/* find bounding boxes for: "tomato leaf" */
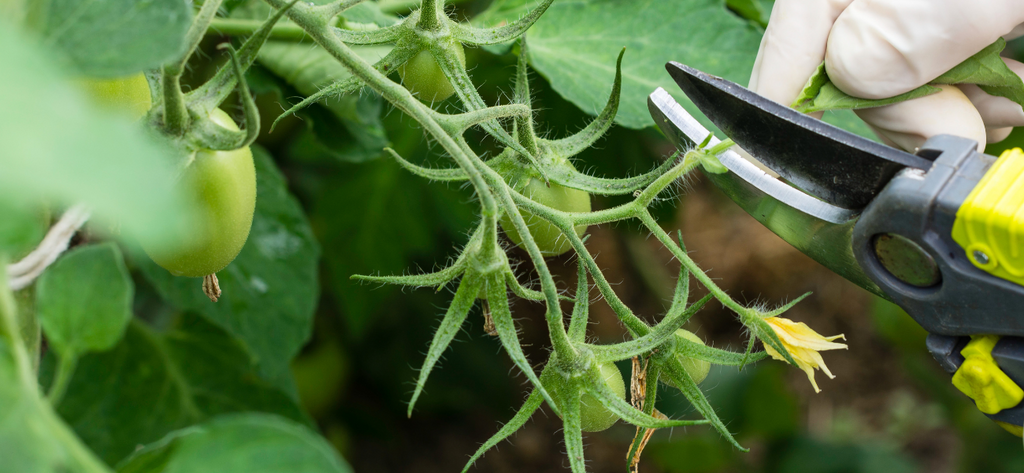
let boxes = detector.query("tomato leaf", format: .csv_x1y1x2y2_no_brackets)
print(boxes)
52,314,308,466
0,338,112,473
136,146,320,390
478,0,763,130
34,0,192,77
256,42,390,163
35,243,133,358
115,413,352,473
793,39,1024,114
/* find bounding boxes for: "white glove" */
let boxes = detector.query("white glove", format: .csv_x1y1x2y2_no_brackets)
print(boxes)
748,0,1024,152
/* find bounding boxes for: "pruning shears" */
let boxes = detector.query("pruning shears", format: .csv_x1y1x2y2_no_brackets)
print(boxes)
649,62,1024,433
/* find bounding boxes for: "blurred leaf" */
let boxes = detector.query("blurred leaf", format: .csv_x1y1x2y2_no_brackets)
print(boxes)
0,200,47,258
136,146,320,390
0,21,185,245
36,243,133,357
35,0,191,77
770,436,917,473
313,158,475,338
645,433,733,473
476,0,762,130
726,0,768,27
257,42,390,162
0,340,112,473
55,313,308,466
116,413,352,473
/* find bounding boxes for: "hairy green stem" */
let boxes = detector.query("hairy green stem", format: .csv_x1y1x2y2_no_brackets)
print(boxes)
416,0,446,31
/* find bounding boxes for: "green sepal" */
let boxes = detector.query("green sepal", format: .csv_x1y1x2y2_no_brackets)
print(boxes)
589,294,711,363
187,0,299,115
331,18,405,45
559,386,587,473
451,0,554,46
460,387,543,473
567,259,590,343
659,360,746,451
485,273,561,417
384,148,469,182
268,41,419,132
406,275,482,417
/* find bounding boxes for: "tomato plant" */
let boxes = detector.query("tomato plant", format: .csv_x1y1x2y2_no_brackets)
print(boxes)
142,108,256,278
0,0,883,472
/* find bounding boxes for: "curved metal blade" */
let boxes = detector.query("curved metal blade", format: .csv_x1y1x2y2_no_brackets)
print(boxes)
648,88,885,298
666,62,934,209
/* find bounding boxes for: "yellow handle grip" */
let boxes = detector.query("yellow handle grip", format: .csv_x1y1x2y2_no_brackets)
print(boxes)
952,148,1024,285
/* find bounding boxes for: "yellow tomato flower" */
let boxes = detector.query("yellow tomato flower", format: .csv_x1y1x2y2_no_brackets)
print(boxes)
762,316,847,393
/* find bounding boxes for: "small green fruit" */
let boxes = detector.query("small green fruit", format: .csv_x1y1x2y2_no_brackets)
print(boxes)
398,43,466,102
499,171,591,257
667,329,711,385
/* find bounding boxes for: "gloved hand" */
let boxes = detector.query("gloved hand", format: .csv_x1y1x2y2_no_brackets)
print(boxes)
748,0,1024,152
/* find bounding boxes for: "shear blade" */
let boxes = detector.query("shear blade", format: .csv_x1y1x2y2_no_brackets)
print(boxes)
648,88,885,298
665,62,933,209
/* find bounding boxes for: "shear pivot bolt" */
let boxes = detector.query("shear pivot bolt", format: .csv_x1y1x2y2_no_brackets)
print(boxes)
972,250,990,265
872,233,941,288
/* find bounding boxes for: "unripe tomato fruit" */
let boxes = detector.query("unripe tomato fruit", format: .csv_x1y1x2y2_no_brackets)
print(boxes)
78,73,152,121
142,109,256,277
499,173,591,257
542,361,625,432
664,329,711,385
398,43,465,102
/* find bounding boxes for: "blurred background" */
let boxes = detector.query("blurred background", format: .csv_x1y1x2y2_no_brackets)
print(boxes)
188,1,1024,471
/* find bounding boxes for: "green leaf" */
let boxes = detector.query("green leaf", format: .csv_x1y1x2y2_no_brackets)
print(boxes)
934,38,1024,108
136,146,320,389
726,0,768,27
0,21,185,245
315,159,475,338
36,243,133,357
518,0,763,129
54,314,308,466
116,413,350,473
793,81,940,114
0,339,112,473
793,39,1024,114
36,0,191,77
257,41,390,163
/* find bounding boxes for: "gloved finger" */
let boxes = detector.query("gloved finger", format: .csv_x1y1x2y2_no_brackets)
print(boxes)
748,0,853,106
825,0,1024,99
986,127,1014,144
855,85,987,153
958,58,1024,130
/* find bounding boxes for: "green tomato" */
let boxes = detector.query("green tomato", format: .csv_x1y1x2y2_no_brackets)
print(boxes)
499,174,591,257
665,329,711,385
578,361,626,431
143,109,256,277
398,43,465,102
78,73,152,120
543,361,625,432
